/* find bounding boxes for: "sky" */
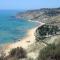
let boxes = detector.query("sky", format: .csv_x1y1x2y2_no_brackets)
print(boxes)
0,0,60,10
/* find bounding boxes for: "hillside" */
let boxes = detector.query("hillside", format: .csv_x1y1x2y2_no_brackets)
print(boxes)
16,8,60,25
0,8,60,60
16,8,60,60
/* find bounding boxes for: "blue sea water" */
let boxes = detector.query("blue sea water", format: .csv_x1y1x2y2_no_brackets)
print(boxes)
0,10,38,45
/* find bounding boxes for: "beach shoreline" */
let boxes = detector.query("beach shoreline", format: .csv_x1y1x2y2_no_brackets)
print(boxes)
4,27,37,55
1,20,45,55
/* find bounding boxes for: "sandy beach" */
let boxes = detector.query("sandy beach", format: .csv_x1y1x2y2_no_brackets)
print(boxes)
3,20,45,55
4,27,36,55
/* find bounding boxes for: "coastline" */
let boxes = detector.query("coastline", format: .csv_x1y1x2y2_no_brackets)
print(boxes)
2,20,45,55
4,27,37,55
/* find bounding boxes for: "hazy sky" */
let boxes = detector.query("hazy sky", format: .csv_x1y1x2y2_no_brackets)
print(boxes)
0,0,60,10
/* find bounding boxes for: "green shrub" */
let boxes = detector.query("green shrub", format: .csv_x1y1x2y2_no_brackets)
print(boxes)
35,24,59,41
0,56,4,60
9,47,27,59
0,51,6,60
38,43,60,60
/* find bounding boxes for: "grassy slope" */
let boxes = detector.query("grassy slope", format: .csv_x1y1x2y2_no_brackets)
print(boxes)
26,35,60,60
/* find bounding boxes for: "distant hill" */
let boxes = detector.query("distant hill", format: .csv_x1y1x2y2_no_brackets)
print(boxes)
16,7,60,26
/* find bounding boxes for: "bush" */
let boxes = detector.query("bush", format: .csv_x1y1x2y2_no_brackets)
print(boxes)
0,56,4,60
9,47,27,59
0,56,7,60
0,51,6,60
38,43,60,60
35,24,59,41
0,47,27,60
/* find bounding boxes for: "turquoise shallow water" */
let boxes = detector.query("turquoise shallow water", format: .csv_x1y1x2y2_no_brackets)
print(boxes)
0,10,38,44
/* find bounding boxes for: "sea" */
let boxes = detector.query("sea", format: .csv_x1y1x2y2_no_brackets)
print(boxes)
0,10,38,45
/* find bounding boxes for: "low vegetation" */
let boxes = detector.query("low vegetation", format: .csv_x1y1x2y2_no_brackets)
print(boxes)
38,43,60,60
9,47,27,58
0,47,27,60
35,24,59,40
